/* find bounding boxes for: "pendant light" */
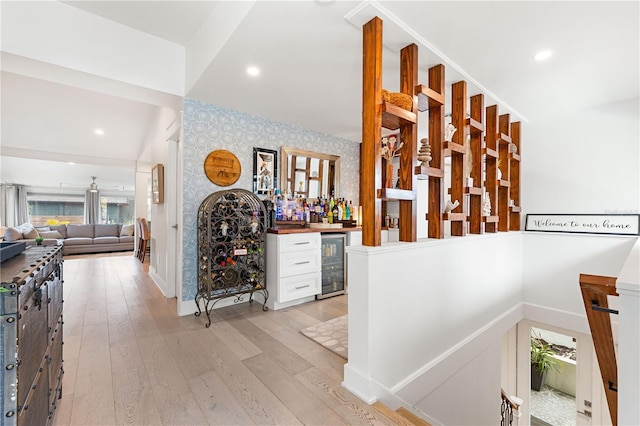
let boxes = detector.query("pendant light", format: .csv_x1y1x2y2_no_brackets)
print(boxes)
89,176,98,193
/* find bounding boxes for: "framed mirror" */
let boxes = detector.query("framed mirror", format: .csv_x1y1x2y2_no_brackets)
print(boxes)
280,147,340,199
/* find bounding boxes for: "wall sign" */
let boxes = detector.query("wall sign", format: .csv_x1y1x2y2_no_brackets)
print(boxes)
525,214,640,236
204,149,241,186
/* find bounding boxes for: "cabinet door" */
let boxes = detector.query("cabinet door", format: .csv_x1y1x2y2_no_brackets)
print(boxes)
17,356,49,426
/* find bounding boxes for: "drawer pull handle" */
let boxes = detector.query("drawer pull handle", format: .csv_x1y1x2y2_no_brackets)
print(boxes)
294,242,310,245
295,285,310,290
294,261,310,265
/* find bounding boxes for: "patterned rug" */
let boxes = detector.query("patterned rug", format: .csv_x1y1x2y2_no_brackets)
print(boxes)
300,315,348,360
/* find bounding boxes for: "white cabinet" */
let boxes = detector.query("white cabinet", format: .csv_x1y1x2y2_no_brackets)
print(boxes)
266,233,321,310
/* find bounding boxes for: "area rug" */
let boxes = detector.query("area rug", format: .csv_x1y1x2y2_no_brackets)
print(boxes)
300,315,348,360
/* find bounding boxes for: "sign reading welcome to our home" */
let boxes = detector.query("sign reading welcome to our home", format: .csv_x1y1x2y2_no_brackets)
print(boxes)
525,214,640,236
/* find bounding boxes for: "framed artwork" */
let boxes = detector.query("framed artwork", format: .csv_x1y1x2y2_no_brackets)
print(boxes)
151,164,164,204
253,147,278,195
525,214,640,236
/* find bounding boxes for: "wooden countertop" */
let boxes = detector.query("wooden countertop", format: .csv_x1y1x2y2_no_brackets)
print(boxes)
267,226,362,235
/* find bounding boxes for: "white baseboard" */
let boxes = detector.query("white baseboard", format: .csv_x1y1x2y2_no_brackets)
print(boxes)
148,267,167,297
342,364,378,404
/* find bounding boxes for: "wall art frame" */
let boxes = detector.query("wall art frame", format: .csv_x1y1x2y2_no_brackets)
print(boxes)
525,214,640,236
253,147,278,195
151,163,164,204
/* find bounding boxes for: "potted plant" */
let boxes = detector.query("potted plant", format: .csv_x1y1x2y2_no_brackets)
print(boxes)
531,335,559,391
35,236,44,246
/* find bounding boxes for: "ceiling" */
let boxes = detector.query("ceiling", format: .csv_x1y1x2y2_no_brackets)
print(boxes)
1,1,638,194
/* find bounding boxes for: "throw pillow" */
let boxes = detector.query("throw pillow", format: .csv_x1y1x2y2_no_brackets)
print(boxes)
4,227,23,241
39,230,64,239
22,227,39,239
35,226,51,232
120,224,135,236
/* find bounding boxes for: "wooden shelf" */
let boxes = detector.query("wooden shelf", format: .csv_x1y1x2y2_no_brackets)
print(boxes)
509,206,521,213
444,141,465,155
465,186,483,196
483,215,499,223
377,188,416,201
484,147,498,158
443,212,466,221
499,179,510,187
466,117,483,134
510,153,521,161
415,84,445,111
381,101,416,130
414,165,444,178
498,133,512,144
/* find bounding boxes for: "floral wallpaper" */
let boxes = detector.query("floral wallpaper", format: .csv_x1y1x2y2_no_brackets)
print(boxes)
181,98,360,302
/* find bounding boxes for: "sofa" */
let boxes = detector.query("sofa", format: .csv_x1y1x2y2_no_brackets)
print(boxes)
2,223,135,255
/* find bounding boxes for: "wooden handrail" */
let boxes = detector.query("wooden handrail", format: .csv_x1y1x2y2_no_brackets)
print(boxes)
579,273,618,426
501,388,520,410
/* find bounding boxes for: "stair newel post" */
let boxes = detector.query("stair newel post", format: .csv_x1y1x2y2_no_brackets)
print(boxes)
468,94,485,234
427,65,445,239
361,16,383,246
399,43,418,242
484,105,499,233
449,81,467,236
498,114,511,232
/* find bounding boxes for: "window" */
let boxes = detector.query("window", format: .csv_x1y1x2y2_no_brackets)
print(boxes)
27,193,135,226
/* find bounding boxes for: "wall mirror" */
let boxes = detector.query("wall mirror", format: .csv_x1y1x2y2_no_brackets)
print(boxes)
280,147,340,199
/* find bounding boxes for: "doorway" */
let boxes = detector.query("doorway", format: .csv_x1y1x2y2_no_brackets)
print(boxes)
530,326,577,425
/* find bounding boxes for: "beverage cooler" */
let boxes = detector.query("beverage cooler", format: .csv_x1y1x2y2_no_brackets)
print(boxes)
318,233,346,299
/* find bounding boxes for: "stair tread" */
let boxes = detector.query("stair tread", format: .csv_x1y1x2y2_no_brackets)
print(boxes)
396,407,432,426
373,402,432,426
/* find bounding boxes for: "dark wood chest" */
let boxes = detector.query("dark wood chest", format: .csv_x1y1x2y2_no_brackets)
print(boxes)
1,244,64,425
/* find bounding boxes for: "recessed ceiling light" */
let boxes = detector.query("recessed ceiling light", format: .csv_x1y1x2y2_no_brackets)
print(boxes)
94,128,105,135
534,50,553,61
246,66,260,77
68,162,76,166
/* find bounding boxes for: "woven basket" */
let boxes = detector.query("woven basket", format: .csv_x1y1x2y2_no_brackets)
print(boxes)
381,89,391,103
389,92,413,111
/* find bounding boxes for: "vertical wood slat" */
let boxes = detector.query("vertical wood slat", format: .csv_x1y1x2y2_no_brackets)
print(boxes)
498,114,511,232
509,121,521,230
450,81,467,236
399,44,418,242
579,274,618,426
361,17,383,247
427,65,445,239
484,105,498,233
468,94,484,234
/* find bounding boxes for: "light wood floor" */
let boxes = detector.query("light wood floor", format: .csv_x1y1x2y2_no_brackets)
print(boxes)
52,252,393,425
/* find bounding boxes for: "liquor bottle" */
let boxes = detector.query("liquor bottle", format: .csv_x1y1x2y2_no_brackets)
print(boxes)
345,200,351,220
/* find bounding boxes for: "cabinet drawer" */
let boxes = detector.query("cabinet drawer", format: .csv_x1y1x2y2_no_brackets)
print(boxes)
279,233,321,253
278,272,321,303
279,250,321,278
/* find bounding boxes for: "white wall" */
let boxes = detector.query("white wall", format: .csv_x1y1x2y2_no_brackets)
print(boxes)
344,233,523,425
143,107,180,297
522,98,639,216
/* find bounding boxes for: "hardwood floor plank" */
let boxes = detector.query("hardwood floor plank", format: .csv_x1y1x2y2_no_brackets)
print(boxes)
218,306,314,376
295,367,396,426
244,353,348,425
110,338,163,425
136,334,208,424
188,327,302,425
54,254,395,426
247,309,346,382
188,370,255,425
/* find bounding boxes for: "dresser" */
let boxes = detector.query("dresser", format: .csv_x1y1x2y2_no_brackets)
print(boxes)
266,232,322,310
1,244,64,425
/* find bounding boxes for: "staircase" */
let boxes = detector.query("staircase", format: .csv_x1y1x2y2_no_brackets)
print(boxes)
373,402,432,426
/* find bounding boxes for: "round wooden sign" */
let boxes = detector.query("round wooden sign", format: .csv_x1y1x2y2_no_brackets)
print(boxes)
204,149,241,186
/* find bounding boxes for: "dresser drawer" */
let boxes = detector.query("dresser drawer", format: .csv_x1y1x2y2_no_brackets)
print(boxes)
279,250,321,278
278,272,321,303
279,233,321,253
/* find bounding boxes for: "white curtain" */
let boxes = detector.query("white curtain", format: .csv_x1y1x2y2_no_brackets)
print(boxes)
0,184,30,227
84,190,101,224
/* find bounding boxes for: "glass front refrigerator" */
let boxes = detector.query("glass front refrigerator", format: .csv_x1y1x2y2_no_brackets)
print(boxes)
318,233,346,299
